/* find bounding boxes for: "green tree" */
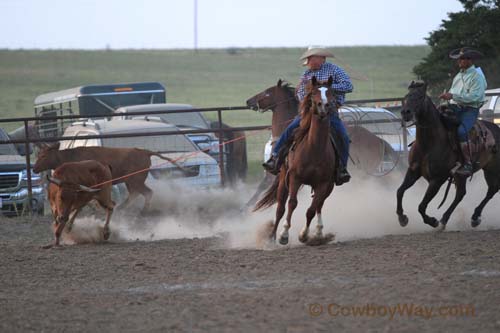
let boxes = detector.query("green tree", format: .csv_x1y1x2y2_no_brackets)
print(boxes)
413,0,500,94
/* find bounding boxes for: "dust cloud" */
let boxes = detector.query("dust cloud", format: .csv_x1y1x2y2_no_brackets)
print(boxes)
61,171,500,249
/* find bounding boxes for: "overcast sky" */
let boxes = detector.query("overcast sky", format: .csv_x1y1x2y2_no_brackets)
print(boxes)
0,0,464,49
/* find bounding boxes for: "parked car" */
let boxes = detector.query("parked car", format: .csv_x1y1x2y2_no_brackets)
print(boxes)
0,128,44,216
480,88,500,125
114,103,221,157
263,106,415,175
114,103,248,183
58,118,221,203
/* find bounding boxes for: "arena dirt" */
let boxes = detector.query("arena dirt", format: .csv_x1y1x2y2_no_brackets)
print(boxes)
1,174,500,332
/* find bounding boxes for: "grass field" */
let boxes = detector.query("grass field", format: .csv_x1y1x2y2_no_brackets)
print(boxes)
0,46,429,180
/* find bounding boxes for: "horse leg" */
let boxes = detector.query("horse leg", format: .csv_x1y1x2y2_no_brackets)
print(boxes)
396,168,421,226
279,178,300,245
65,207,82,232
439,177,467,230
314,183,334,239
471,172,499,227
418,178,447,228
271,175,289,242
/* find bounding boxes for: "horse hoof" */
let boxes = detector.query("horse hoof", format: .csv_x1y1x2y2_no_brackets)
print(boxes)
298,234,308,244
437,222,446,232
279,236,289,245
425,217,439,228
471,217,481,228
103,229,111,241
398,214,409,227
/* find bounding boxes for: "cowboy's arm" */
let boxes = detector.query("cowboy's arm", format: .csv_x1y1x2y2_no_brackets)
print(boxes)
452,74,486,105
331,67,353,93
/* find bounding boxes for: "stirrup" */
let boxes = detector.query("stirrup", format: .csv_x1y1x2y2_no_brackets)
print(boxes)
262,156,280,175
335,169,351,186
455,163,472,176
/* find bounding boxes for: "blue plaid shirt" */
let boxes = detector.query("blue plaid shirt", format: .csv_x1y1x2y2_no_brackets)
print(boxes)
296,62,353,105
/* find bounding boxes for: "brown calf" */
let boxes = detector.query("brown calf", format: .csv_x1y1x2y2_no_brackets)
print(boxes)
34,143,187,213
44,160,114,248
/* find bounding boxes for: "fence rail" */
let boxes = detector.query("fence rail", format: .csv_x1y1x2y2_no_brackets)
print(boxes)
1,92,499,216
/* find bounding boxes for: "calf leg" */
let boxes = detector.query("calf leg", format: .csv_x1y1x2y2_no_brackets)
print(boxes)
43,215,68,249
128,182,153,214
97,193,115,240
66,208,82,232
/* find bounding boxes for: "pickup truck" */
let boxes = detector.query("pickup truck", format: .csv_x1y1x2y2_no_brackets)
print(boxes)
0,128,44,216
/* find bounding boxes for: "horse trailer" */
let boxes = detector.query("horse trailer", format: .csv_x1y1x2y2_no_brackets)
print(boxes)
34,82,166,139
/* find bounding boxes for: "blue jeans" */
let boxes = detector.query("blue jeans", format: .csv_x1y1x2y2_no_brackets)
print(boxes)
450,105,479,142
272,113,350,167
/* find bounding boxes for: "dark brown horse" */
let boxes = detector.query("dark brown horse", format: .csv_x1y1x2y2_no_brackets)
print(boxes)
254,77,337,245
397,81,500,229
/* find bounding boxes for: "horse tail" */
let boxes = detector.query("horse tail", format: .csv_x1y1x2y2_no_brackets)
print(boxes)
253,174,281,211
437,176,453,209
147,151,191,175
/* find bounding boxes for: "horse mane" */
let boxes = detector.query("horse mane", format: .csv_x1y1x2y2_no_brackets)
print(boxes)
279,81,299,107
292,91,313,144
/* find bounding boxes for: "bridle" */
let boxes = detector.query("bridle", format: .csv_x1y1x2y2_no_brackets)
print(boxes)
402,89,436,129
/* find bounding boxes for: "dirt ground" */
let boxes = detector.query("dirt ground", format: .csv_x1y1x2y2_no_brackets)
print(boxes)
1,177,500,333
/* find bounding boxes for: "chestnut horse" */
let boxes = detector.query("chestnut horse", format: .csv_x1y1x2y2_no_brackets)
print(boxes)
397,81,500,229
254,77,337,245
244,79,390,210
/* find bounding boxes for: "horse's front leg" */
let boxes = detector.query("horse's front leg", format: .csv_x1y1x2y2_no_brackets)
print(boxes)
439,176,467,230
418,178,447,228
396,168,421,226
300,182,334,243
279,178,300,245
271,174,289,242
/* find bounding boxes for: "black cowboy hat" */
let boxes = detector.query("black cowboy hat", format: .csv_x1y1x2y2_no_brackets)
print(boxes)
449,47,483,60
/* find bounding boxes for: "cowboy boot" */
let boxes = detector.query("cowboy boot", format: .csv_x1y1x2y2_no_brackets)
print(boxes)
263,139,293,175
331,134,351,185
262,155,280,175
456,142,473,176
335,167,351,186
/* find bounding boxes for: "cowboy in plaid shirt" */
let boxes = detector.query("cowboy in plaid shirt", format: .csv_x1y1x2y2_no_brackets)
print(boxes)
263,47,353,185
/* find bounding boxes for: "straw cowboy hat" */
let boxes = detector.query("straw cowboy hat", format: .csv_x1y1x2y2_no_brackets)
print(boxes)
300,46,335,65
449,47,483,60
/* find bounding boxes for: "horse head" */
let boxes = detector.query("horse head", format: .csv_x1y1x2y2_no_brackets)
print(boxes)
401,80,428,123
306,76,336,120
246,79,295,112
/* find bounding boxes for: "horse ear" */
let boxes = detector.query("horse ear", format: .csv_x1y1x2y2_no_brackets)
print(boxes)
408,80,415,88
277,79,283,87
311,76,318,86
328,76,333,86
